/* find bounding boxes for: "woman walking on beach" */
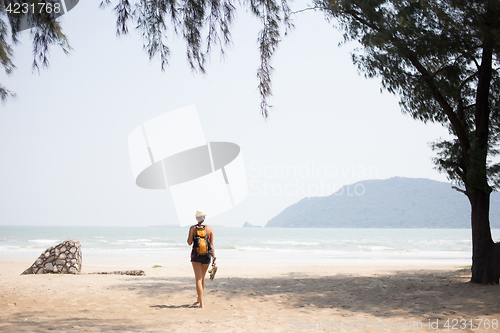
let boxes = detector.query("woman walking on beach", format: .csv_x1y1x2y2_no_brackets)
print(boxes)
187,210,216,308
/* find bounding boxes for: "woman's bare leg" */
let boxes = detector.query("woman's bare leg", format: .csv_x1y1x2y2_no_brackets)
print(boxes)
192,262,209,308
201,263,209,291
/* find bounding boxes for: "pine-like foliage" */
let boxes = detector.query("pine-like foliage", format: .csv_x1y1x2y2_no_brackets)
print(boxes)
103,0,500,189
313,0,500,192
100,0,291,117
0,0,71,102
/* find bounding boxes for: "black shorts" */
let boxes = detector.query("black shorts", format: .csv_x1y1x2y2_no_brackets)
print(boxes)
191,255,211,265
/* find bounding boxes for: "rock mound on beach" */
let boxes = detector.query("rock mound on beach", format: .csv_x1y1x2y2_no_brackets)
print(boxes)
22,239,82,275
89,270,145,276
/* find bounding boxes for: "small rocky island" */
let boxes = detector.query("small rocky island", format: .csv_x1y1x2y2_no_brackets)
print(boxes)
243,221,262,228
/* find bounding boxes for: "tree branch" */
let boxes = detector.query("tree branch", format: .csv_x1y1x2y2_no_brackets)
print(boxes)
452,186,467,194
408,55,472,164
343,7,380,32
291,6,320,15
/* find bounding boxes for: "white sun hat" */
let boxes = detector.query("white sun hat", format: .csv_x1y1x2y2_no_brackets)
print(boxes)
195,210,206,217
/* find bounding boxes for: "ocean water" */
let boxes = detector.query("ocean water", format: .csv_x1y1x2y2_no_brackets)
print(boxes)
1,226,499,266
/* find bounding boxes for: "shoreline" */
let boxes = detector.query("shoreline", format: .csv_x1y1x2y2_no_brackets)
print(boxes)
0,253,472,270
0,257,466,276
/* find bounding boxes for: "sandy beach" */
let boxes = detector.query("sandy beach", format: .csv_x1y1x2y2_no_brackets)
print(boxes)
1,258,499,333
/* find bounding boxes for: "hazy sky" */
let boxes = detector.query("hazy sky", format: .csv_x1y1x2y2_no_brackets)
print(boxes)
0,1,454,227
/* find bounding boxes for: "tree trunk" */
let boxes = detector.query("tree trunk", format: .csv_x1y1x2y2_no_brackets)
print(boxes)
467,3,498,284
468,189,499,284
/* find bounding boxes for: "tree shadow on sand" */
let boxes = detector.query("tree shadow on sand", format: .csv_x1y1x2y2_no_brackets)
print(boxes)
1,313,148,333
116,268,499,321
151,303,199,309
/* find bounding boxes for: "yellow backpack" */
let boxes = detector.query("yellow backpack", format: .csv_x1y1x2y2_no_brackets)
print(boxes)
194,225,209,255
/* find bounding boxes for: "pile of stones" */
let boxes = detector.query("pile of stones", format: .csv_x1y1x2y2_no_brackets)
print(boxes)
22,239,82,275
89,270,145,276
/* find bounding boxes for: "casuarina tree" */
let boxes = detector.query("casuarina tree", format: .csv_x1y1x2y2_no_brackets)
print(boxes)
310,0,500,284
